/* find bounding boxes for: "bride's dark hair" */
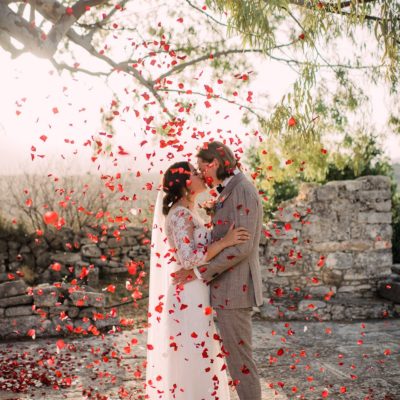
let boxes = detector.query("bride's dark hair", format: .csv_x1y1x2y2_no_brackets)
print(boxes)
162,161,191,215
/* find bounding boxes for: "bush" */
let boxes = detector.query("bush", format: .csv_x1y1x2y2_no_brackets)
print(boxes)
247,133,400,262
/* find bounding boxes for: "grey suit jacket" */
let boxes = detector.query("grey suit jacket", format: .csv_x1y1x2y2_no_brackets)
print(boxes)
199,172,264,309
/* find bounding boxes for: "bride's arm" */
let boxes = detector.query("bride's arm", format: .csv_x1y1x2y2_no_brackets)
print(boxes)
204,224,249,261
170,208,249,271
170,208,209,270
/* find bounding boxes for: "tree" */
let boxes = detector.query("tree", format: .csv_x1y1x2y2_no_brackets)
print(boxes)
1,1,399,224
1,1,398,150
0,0,271,124
208,0,400,164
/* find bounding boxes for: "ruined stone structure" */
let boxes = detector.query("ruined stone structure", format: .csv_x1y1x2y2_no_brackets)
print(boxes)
0,175,398,338
259,175,398,320
0,226,150,339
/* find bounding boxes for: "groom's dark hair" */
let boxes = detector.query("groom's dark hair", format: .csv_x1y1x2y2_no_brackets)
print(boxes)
196,141,239,180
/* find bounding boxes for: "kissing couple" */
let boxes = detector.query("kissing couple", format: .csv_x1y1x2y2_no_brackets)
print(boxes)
145,141,263,400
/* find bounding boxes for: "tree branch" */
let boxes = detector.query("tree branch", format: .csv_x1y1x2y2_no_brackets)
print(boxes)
50,58,110,76
287,0,398,23
0,3,54,57
160,88,265,121
155,42,296,83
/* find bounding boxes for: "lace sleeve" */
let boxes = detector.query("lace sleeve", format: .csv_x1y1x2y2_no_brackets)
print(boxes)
169,207,207,270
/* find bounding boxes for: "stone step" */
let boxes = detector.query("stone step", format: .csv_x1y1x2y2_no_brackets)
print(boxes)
389,273,400,282
378,280,400,304
392,264,400,275
259,295,397,321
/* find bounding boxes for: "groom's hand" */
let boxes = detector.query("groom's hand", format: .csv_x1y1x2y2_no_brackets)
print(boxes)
172,268,196,285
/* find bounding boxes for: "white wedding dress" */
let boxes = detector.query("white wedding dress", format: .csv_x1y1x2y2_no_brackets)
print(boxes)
146,202,230,400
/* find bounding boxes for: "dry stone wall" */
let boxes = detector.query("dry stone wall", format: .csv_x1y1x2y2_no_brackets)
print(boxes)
0,225,150,339
259,175,397,321
0,175,398,338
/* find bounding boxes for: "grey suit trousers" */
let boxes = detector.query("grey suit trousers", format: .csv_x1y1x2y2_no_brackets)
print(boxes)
216,308,261,400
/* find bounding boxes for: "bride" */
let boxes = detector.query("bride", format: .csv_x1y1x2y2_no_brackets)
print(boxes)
145,161,249,400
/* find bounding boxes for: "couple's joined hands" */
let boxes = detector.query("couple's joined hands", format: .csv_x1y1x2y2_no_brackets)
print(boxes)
172,224,250,286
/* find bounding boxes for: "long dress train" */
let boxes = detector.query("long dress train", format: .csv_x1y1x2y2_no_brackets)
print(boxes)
146,205,230,400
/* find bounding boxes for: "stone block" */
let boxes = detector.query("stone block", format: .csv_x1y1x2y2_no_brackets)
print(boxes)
107,237,126,248
311,240,373,253
0,280,28,299
378,281,400,304
331,304,345,320
36,252,52,270
0,308,4,317
389,273,400,282
33,285,61,307
0,294,33,308
356,175,391,190
51,316,73,334
259,302,280,320
392,264,400,275
338,285,357,293
363,224,392,241
373,241,392,250
298,300,327,312
326,252,353,270
343,271,369,281
94,316,120,329
358,212,392,224
102,266,128,274
322,268,343,286
73,318,92,332
48,305,70,318
356,284,373,291
8,241,20,250
303,221,334,242
0,315,46,338
309,285,337,297
125,237,138,246
78,307,98,318
316,185,338,201
50,252,82,265
373,200,392,212
81,244,102,258
5,305,33,317
341,180,363,192
354,250,392,270
358,190,391,201
69,291,106,307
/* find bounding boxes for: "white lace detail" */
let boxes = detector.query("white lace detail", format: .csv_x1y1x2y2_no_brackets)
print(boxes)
166,206,210,270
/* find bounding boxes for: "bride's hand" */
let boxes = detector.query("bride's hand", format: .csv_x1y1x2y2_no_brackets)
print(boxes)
172,268,196,286
222,224,250,247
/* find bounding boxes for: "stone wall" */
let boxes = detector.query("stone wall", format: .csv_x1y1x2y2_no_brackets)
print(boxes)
259,175,397,320
0,175,397,338
0,225,150,339
0,279,116,338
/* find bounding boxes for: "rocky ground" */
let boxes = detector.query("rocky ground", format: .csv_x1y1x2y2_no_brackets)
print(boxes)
0,317,399,400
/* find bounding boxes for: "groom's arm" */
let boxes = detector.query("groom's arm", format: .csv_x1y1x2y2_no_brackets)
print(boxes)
198,186,261,283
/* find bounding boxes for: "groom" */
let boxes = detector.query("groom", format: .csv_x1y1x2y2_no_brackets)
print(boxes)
173,141,263,400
